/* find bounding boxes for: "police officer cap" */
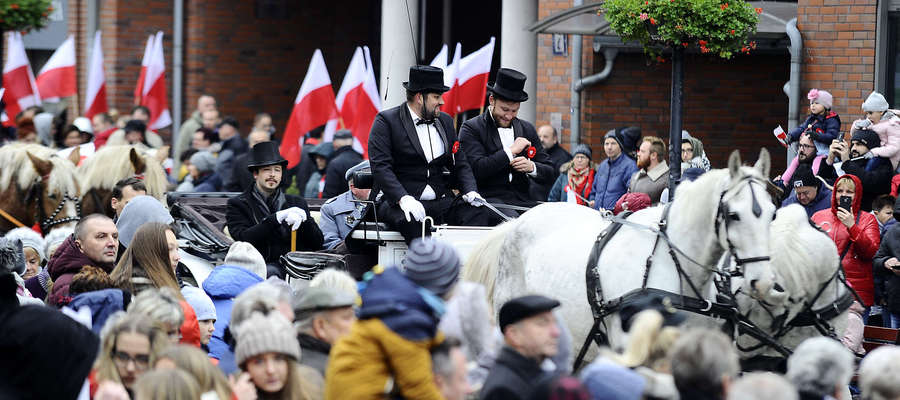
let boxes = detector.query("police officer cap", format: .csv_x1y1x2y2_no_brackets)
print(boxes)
292,286,356,319
499,295,560,333
345,160,371,181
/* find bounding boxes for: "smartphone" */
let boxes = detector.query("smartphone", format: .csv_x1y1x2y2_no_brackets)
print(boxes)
839,196,852,212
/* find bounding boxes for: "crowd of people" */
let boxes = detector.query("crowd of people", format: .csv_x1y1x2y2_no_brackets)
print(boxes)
2,62,900,400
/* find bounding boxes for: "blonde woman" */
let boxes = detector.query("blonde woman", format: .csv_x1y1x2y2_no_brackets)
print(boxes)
92,313,170,397
154,345,233,400
132,369,201,400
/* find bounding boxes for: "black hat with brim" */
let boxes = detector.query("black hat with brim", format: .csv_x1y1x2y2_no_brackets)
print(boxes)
499,295,560,333
403,65,450,93
488,68,529,102
618,293,687,332
247,141,288,171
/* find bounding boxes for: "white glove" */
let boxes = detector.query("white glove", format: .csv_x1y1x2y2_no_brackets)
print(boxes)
463,191,487,207
854,119,872,130
276,207,305,227
284,208,308,230
399,195,427,222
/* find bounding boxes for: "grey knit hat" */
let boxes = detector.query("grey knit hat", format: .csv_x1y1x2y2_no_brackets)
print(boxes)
181,286,217,321
862,92,890,113
189,151,217,173
402,238,460,297
224,241,267,280
4,227,46,263
573,144,592,159
233,312,301,366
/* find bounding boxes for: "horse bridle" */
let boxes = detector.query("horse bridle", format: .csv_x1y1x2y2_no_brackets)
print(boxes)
26,177,81,232
715,175,772,272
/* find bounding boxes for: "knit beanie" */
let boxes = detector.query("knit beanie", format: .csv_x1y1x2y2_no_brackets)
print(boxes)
181,286,217,321
789,167,820,189
604,129,623,152
224,242,267,280
116,196,173,248
43,227,73,260
573,144,592,159
862,92,890,113
189,151,217,174
4,227,46,263
851,128,881,149
807,88,833,110
617,127,641,155
233,312,301,366
402,238,460,297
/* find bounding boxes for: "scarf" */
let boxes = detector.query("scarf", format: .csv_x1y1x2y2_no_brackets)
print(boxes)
250,184,286,223
567,166,594,205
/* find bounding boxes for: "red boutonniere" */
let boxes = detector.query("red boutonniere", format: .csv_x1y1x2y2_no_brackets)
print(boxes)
526,146,537,159
452,141,460,154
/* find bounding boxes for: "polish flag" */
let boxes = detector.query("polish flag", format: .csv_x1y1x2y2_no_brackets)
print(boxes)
334,46,380,158
2,32,41,126
141,31,171,130
281,49,339,168
442,43,462,116
36,35,76,102
134,35,153,105
430,44,448,69
455,37,495,114
84,31,108,119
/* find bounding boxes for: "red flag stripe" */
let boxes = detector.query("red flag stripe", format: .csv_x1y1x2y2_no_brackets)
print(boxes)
36,65,76,99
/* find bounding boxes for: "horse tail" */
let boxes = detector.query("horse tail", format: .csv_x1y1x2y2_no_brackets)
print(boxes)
461,218,519,306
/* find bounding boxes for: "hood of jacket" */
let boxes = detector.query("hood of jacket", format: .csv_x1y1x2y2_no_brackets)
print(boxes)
359,267,441,341
201,265,263,299
47,236,110,279
69,288,129,335
831,174,864,216
116,195,174,248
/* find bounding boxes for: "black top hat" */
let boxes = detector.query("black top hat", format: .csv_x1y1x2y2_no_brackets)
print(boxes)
247,141,288,171
402,65,450,93
488,68,529,102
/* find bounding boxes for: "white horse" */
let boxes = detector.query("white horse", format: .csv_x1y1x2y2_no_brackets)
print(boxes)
733,204,850,361
463,149,784,361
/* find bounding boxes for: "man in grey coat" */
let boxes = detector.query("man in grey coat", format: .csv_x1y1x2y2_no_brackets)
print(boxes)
293,286,357,377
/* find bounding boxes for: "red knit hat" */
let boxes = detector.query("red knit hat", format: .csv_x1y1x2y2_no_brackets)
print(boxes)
613,192,651,215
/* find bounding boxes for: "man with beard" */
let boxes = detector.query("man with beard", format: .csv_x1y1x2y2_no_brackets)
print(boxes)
459,68,555,222
826,129,893,211
775,132,837,193
628,136,670,204
368,65,490,243
226,141,324,278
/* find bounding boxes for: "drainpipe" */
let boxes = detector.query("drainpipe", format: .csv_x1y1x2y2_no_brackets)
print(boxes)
785,17,802,164
574,48,619,92
570,0,583,150
173,0,184,140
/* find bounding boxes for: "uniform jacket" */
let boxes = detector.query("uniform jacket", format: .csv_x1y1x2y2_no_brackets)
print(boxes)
840,156,893,211
369,104,478,205
780,187,832,218
480,346,550,400
629,161,670,204
589,154,638,210
325,267,444,400
226,185,324,264
812,174,881,305
319,191,365,249
459,111,555,203
202,265,264,375
323,146,363,199
788,112,841,144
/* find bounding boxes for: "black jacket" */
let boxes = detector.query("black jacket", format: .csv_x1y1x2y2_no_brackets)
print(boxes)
368,104,478,204
459,112,555,204
323,146,363,199
840,156,893,211
225,186,324,264
874,200,900,312
530,143,572,200
480,346,550,400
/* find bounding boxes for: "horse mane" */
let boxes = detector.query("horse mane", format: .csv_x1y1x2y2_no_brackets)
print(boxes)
77,145,168,199
769,204,838,298
0,143,80,196
461,218,520,305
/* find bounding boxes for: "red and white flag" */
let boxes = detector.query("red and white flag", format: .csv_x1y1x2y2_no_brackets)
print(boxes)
442,43,462,116
430,44,448,70
334,46,381,158
35,35,76,102
455,37,495,114
141,31,171,130
84,31,108,119
134,35,153,105
281,49,339,168
2,32,41,126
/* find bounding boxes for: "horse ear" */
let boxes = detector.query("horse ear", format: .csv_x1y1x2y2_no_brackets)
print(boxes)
129,148,146,174
728,150,742,178
754,148,771,177
26,151,53,177
67,147,81,165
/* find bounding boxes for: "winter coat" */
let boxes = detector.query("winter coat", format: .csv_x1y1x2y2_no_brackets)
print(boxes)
548,161,595,204
179,300,202,348
323,146,364,199
326,267,445,400
629,161,670,204
781,187,833,218
297,333,331,378
589,154,638,211
202,265,263,375
69,288,130,335
839,156,893,212
47,236,114,307
812,174,881,305
479,346,550,400
529,143,573,201
852,114,900,170
789,112,842,145
873,198,900,313
193,172,223,192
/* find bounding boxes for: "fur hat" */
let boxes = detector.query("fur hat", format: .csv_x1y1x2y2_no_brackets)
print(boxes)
233,312,300,366
402,238,460,297
224,242,267,280
181,286,216,321
807,88,833,109
0,238,25,276
43,227,73,260
862,92,890,113
4,227,46,263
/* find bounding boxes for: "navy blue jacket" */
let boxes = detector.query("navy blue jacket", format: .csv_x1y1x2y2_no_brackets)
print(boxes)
589,154,638,210
788,112,841,144
781,187,833,218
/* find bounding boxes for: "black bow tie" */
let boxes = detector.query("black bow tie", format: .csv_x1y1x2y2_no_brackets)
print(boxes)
416,118,435,126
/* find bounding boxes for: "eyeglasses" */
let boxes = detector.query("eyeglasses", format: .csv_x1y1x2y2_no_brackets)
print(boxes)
798,144,816,150
681,148,693,154
112,350,150,370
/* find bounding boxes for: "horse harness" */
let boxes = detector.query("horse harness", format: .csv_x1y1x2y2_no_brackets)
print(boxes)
23,175,81,232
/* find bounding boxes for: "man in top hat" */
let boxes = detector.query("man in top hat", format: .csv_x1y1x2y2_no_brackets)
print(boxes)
459,68,555,222
480,294,561,400
226,141,324,278
368,65,490,243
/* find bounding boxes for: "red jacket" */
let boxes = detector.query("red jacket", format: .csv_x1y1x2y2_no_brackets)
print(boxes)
811,174,881,306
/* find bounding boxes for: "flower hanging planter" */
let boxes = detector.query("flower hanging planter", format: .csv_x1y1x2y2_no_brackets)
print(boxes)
1,0,54,33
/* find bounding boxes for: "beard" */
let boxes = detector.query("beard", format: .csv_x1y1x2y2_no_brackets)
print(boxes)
850,150,862,159
798,150,815,163
637,155,650,170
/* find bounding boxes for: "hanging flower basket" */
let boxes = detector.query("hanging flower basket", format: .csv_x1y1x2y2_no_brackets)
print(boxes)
604,0,761,60
1,0,54,33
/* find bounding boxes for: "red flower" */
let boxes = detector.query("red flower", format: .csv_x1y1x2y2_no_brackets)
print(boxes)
656,56,666,63
675,24,683,30
649,17,656,25
750,41,757,49
700,46,710,53
698,40,708,46
682,42,689,47
645,1,649,4
741,46,750,53
720,3,728,9
526,146,537,159
730,29,736,35
10,3,19,9
755,7,763,14
452,141,460,154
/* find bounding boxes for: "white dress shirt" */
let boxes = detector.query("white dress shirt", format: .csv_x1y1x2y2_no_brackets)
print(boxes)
407,105,445,200
489,108,536,181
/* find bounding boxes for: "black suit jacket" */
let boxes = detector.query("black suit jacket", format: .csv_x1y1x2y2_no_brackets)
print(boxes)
459,111,555,202
226,186,324,264
323,146,363,199
368,104,478,204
